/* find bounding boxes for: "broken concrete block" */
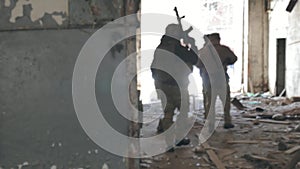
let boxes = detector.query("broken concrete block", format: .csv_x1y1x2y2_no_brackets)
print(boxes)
272,114,286,121
255,107,265,112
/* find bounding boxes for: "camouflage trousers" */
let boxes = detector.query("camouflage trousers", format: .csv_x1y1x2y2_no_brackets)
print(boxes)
202,76,232,125
154,81,190,147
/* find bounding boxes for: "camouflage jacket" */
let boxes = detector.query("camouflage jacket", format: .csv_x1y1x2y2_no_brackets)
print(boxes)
151,35,198,86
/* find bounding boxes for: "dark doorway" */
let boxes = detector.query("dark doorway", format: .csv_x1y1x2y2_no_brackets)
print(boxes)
276,38,286,96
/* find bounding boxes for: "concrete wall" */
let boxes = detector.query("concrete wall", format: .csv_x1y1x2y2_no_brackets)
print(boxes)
286,1,300,97
0,29,129,169
268,0,289,94
0,0,140,168
248,0,269,92
0,0,124,30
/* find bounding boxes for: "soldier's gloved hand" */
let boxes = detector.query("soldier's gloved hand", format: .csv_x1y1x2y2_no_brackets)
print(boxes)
180,38,186,47
180,39,191,51
187,43,191,51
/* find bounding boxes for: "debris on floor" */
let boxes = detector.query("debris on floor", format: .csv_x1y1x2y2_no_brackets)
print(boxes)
141,93,300,169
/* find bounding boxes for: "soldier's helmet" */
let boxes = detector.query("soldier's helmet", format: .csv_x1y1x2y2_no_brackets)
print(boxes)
165,24,180,39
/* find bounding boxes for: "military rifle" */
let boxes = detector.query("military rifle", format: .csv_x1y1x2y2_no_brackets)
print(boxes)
174,6,193,49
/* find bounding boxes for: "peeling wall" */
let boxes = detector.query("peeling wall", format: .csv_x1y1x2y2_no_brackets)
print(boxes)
69,0,124,26
9,0,68,24
0,0,68,29
0,0,124,30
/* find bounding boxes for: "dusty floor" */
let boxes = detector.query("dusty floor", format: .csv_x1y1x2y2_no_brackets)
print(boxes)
1,93,300,169
140,94,300,169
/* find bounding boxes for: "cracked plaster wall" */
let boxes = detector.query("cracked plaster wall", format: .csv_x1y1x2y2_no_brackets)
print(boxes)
0,0,124,30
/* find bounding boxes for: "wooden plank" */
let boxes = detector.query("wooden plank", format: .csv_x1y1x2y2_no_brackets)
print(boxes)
246,119,291,125
285,145,300,154
217,149,236,160
202,142,226,169
242,114,257,118
263,130,287,133
242,113,274,119
227,140,260,144
288,135,300,139
249,154,278,162
291,97,300,102
259,119,291,125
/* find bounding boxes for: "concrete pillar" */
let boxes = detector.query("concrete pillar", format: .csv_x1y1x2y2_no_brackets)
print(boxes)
286,2,300,97
125,1,140,168
247,0,269,92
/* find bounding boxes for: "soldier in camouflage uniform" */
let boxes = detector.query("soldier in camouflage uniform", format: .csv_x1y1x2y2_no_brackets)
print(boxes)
197,33,237,129
151,24,198,151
